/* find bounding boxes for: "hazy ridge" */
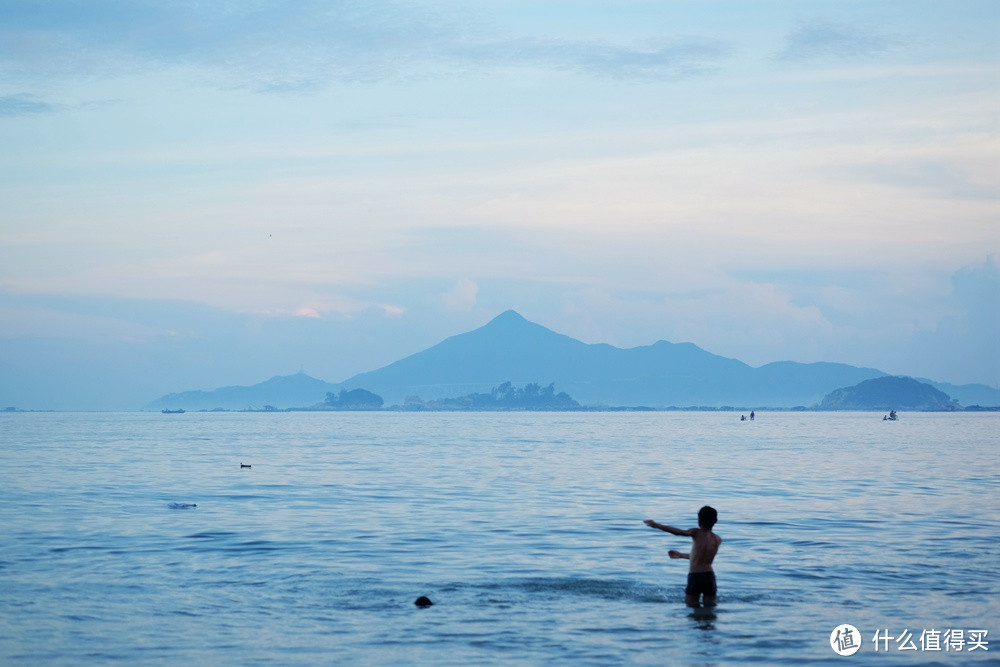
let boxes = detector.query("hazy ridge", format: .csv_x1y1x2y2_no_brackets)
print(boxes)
147,310,1000,411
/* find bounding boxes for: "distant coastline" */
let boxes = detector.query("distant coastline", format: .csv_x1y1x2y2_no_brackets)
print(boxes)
142,312,1000,414
143,403,1000,414
140,374,1000,414
18,404,999,413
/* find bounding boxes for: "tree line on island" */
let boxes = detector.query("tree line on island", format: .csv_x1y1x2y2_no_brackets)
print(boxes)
149,368,994,413
404,381,579,411
222,375,975,413
298,382,580,411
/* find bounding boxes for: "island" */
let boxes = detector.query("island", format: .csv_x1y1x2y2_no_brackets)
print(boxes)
818,376,960,411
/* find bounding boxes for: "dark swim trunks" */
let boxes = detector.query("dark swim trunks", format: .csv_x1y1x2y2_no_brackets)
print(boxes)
685,571,717,597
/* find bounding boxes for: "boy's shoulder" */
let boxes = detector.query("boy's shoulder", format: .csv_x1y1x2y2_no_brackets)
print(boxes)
696,527,722,543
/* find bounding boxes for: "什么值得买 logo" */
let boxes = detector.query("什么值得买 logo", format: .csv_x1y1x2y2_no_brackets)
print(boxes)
831,624,862,656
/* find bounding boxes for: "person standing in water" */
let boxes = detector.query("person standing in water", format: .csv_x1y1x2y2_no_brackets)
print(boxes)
644,506,722,606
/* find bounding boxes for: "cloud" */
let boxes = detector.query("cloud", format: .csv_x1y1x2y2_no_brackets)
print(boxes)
441,277,479,311
901,256,1000,386
448,35,730,80
0,1,732,91
0,93,56,116
777,19,899,61
839,140,1000,201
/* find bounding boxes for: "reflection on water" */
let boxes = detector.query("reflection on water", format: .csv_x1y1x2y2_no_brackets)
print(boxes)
688,604,717,630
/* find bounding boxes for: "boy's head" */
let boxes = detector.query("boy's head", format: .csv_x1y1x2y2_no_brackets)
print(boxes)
698,505,718,530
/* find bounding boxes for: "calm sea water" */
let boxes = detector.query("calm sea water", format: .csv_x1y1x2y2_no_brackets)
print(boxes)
1,411,997,665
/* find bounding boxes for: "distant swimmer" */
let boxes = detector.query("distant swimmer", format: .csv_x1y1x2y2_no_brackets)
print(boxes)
241,463,252,468
644,506,722,607
750,411,755,421
168,503,197,509
414,596,434,608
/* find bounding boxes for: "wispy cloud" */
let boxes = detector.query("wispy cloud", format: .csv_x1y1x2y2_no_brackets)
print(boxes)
777,19,900,61
0,93,56,116
449,36,730,80
0,1,732,91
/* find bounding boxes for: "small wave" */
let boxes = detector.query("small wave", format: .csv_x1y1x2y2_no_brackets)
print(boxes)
176,541,284,554
49,545,109,553
717,591,774,604
447,577,779,610
789,539,838,548
475,577,673,604
64,613,104,622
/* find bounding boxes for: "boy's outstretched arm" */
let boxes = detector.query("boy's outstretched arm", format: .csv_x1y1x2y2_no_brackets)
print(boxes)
644,519,696,536
668,550,689,559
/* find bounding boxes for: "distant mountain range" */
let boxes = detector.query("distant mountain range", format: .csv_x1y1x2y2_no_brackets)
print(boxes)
148,373,338,412
146,310,1000,411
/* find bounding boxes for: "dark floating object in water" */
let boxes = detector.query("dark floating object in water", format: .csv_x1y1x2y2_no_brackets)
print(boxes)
414,596,433,608
241,463,252,468
168,502,197,509
161,408,185,414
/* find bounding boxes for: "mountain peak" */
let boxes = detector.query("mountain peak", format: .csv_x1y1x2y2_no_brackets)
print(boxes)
473,310,573,343
488,309,528,325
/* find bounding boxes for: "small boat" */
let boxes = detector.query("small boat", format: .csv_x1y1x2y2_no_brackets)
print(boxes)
161,408,186,414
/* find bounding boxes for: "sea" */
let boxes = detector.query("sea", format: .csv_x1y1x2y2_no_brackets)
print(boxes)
1,411,997,666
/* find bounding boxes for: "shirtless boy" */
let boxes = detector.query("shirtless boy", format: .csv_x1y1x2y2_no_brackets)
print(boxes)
644,506,722,606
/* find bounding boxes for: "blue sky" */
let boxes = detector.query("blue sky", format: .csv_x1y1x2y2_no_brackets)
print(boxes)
1,1,997,409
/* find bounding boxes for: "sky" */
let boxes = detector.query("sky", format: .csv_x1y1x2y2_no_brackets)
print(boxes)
0,0,997,410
